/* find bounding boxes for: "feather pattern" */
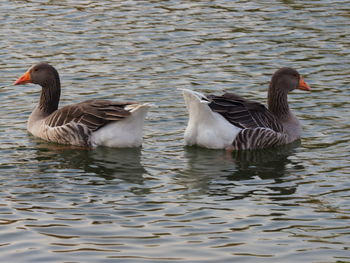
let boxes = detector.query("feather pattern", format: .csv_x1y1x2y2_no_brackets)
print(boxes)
44,100,132,131
208,93,285,132
207,93,288,150
232,127,287,150
38,100,136,147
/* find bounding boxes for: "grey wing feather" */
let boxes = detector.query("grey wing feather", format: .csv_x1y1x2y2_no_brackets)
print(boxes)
232,128,288,150
45,99,134,131
208,93,284,133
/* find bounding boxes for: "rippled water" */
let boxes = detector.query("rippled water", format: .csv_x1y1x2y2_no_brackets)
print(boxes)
0,1,349,262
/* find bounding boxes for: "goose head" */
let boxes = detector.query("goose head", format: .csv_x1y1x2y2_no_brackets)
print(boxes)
14,62,60,87
270,67,311,93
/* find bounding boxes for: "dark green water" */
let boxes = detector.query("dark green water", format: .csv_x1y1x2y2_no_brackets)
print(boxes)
0,1,349,262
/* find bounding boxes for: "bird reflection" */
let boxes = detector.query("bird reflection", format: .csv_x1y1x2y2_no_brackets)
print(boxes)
32,140,147,184
179,141,302,197
229,140,301,180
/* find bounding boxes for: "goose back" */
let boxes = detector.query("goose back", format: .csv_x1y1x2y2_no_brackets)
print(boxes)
208,93,285,132
44,99,133,131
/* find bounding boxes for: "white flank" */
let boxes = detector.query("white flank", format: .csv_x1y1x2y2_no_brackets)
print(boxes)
90,103,150,148
182,89,241,149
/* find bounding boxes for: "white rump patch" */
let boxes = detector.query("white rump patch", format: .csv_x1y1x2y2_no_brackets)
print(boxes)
90,103,150,148
182,89,241,149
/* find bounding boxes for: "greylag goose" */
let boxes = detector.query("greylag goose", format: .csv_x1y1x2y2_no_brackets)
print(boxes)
14,63,150,148
182,67,311,150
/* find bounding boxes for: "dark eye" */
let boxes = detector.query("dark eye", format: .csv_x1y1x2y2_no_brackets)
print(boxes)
33,68,39,72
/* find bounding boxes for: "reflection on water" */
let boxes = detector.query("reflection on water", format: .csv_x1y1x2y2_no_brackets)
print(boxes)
33,141,147,184
230,140,302,180
180,142,301,197
184,141,301,179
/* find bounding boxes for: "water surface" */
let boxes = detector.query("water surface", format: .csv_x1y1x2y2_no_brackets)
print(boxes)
0,1,349,262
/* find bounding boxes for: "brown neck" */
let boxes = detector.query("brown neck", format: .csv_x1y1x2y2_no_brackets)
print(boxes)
38,75,61,115
267,83,290,120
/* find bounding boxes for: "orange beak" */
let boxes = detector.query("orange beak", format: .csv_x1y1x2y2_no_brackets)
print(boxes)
14,71,31,85
298,77,311,91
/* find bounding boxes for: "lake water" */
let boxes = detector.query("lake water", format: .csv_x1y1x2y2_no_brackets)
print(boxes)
0,1,349,262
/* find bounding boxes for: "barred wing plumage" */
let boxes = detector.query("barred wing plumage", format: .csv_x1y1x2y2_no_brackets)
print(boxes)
44,99,133,131
208,93,288,150
40,99,135,147
208,93,284,132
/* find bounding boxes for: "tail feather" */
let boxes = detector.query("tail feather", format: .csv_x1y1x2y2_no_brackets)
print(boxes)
90,103,151,148
181,89,210,105
125,103,153,113
181,88,241,149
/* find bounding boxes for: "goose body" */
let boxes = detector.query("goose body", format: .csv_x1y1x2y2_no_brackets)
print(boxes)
14,63,150,148
182,68,311,150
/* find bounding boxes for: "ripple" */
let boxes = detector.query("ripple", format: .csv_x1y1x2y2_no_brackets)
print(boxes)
0,0,349,262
